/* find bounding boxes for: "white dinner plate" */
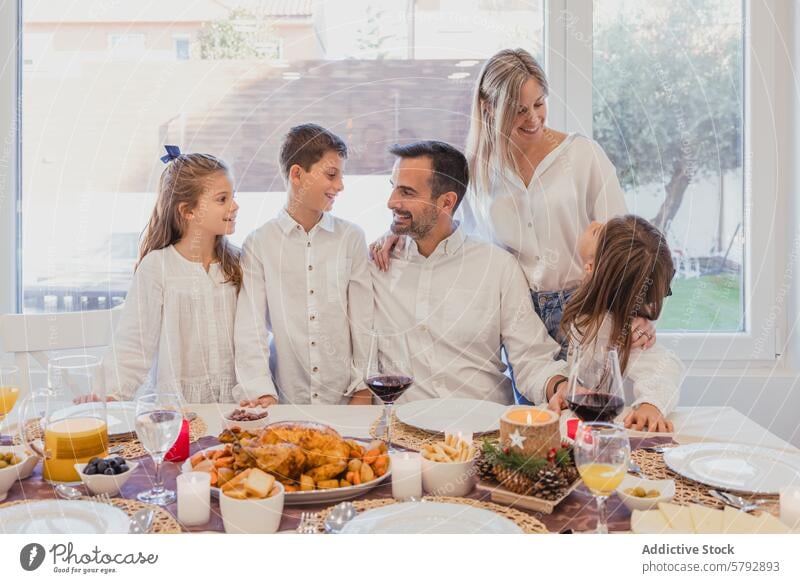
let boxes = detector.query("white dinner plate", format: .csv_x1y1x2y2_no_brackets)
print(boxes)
183,442,391,505
0,500,130,534
663,442,800,495
395,398,507,434
47,401,138,437
341,502,523,534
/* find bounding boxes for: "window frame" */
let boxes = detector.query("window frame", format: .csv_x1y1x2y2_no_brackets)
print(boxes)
0,0,785,366
548,0,779,363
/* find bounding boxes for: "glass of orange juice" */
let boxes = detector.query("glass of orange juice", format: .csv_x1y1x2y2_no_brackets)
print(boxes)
17,355,108,483
0,366,20,421
574,422,630,533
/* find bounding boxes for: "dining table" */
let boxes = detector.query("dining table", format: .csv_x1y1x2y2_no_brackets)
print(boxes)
2,404,797,534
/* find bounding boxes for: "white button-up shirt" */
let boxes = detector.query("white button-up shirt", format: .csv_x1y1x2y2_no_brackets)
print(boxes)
104,246,239,403
461,133,627,292
234,210,373,404
370,225,567,405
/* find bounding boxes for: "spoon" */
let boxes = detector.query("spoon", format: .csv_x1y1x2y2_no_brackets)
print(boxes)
323,502,357,534
54,484,83,500
129,509,155,534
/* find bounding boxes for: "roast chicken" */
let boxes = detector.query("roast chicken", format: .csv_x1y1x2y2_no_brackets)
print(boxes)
219,422,352,484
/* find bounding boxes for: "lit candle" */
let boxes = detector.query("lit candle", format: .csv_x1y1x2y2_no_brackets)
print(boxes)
500,406,561,458
177,471,211,526
504,407,553,425
390,452,422,501
444,429,473,446
780,486,800,530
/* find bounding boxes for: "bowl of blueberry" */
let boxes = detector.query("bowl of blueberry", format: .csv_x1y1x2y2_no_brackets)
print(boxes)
74,456,138,496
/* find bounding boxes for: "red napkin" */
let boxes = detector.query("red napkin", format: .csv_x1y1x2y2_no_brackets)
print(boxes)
566,418,579,440
165,418,190,462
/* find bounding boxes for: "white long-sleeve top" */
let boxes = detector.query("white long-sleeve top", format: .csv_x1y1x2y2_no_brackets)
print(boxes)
103,245,240,403
460,133,628,292
370,224,567,405
567,315,684,416
234,210,373,405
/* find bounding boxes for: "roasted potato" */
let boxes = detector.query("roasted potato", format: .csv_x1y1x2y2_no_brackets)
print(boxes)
316,479,340,490
300,474,315,492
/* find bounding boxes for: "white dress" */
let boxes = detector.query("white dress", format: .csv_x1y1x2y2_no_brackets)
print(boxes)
103,245,240,403
461,133,628,292
568,315,683,416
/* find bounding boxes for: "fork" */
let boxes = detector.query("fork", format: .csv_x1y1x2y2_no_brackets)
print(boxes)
640,446,672,454
90,493,114,505
296,512,317,534
708,489,764,513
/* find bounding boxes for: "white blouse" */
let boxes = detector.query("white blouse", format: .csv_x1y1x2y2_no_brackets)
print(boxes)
103,245,241,403
461,133,628,292
566,315,683,416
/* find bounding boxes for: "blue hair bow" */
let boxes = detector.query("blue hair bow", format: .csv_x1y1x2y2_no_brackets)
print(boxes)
160,145,182,163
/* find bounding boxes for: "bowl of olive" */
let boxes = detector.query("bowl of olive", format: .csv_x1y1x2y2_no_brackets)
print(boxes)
0,446,38,501
616,475,675,511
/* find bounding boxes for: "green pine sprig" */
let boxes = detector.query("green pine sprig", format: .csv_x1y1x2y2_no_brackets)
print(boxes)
481,439,574,478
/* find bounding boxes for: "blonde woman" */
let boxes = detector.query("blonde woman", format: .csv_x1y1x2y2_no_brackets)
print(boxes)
372,49,655,403
104,146,260,404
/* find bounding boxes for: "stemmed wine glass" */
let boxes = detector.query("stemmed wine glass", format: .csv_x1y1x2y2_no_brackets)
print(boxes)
363,331,414,453
566,347,625,423
574,422,630,533
134,392,183,505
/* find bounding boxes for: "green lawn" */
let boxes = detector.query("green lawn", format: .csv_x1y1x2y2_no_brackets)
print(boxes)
658,273,743,332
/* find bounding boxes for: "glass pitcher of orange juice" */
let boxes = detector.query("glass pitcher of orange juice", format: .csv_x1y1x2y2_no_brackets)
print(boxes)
18,355,109,483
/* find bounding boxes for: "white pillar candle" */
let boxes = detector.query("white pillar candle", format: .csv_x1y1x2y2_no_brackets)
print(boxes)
779,486,800,530
177,471,211,526
390,452,422,501
445,429,473,446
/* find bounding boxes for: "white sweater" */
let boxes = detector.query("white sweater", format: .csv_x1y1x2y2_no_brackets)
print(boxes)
103,246,242,403
567,315,683,416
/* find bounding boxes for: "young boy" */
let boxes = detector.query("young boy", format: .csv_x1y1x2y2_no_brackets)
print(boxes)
234,124,373,406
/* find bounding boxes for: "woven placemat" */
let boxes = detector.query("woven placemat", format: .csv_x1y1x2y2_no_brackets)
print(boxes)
0,497,182,533
310,496,548,534
15,415,208,460
632,448,780,515
369,413,499,452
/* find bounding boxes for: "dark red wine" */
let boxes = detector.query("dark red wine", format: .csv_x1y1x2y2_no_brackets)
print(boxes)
365,375,413,404
567,392,625,422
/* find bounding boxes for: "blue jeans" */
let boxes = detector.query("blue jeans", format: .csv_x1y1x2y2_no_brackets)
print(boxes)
510,288,576,405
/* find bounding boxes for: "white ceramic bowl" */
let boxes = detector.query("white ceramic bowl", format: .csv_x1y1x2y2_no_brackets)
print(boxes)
74,460,138,497
222,408,270,431
421,456,476,497
616,475,676,511
220,481,285,534
0,446,38,502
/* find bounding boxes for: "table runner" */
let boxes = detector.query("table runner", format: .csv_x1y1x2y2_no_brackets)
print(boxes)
4,435,678,533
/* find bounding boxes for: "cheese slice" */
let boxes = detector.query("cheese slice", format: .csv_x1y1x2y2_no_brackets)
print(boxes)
658,502,694,533
631,509,676,534
753,513,791,534
688,503,723,534
722,506,761,533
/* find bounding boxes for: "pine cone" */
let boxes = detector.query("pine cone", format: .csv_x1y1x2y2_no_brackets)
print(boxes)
532,467,569,500
474,450,495,482
493,465,534,496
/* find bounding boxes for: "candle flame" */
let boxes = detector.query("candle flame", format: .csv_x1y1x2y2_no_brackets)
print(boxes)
526,412,532,424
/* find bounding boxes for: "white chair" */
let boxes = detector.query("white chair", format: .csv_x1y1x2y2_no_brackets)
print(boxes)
0,309,121,397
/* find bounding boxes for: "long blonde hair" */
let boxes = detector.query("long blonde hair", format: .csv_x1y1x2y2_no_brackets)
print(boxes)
560,216,674,373
465,48,549,211
139,151,242,291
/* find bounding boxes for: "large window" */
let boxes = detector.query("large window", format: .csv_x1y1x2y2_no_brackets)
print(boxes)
593,0,744,333
11,1,782,362
21,0,543,313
